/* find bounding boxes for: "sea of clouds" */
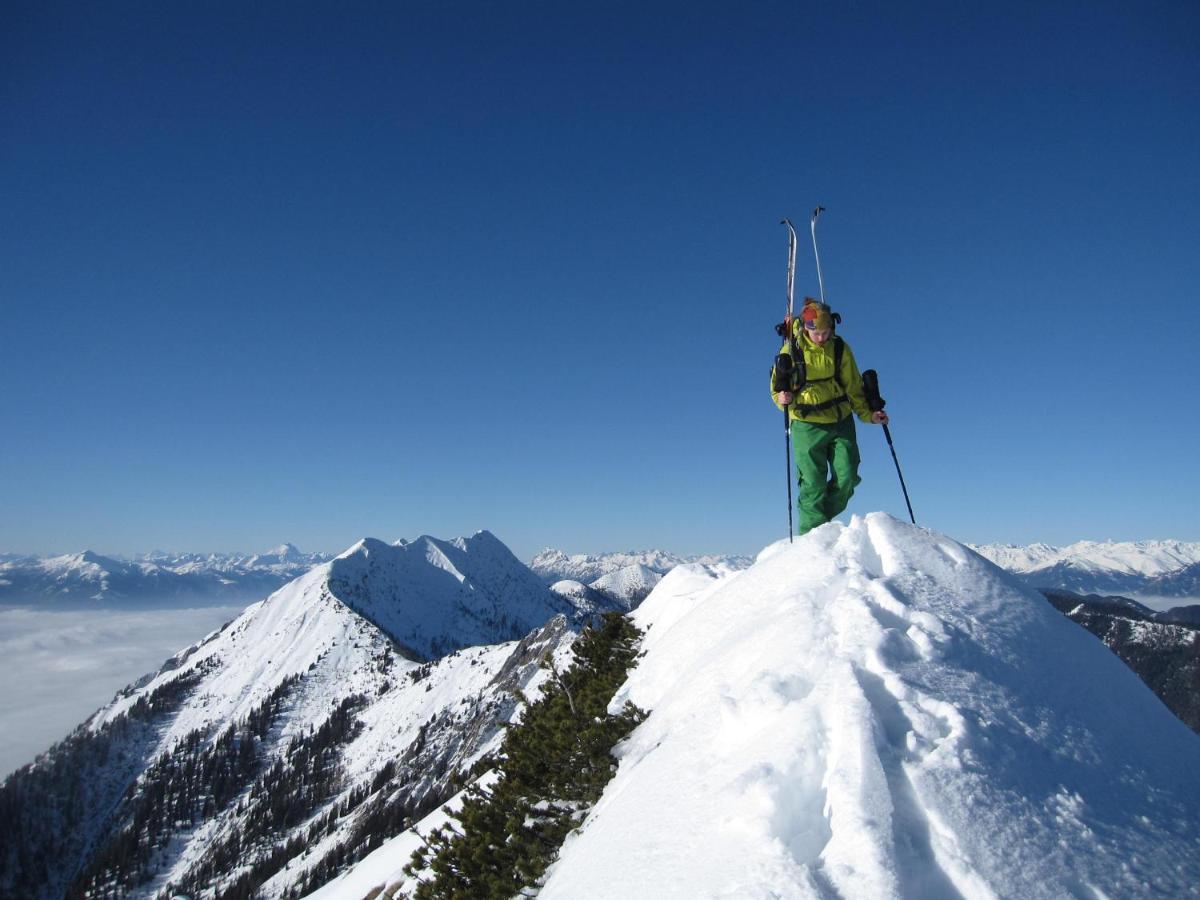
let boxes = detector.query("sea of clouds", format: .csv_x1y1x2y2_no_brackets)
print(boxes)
0,604,246,778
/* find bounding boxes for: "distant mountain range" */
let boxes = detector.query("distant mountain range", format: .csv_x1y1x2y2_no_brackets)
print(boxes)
970,538,1200,604
530,548,752,609
0,544,332,606
529,547,752,584
6,538,1199,613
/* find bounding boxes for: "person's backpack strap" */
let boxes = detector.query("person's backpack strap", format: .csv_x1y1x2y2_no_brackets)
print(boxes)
793,336,849,417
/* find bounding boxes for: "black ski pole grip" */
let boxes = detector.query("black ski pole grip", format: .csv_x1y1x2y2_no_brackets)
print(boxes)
772,353,795,393
862,368,886,413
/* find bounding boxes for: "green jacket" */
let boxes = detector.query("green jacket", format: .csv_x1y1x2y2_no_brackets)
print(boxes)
771,324,875,425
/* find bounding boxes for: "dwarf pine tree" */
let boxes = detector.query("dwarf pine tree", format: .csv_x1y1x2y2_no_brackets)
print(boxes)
404,612,646,898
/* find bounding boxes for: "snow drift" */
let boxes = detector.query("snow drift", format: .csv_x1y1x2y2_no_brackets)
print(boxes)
528,513,1200,899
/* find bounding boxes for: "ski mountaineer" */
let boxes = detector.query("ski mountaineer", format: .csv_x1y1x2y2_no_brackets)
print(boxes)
771,299,889,535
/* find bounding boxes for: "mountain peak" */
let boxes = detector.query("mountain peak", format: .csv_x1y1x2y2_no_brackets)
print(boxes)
43,549,122,572
323,531,573,660
336,537,391,560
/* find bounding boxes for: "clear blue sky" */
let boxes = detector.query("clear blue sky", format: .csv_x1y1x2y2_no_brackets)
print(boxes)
2,1,1197,561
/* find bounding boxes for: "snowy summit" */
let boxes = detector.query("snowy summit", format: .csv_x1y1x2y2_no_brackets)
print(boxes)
536,515,1200,897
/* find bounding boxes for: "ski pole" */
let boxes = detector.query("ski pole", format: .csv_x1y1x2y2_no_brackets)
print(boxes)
810,206,827,304
782,403,793,542
777,218,800,541
881,422,916,525
861,369,916,525
773,354,797,542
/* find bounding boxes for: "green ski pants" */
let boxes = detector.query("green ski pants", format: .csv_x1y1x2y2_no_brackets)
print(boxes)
791,416,862,535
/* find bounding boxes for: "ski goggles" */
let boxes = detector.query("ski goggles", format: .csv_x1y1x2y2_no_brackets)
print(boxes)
803,320,831,331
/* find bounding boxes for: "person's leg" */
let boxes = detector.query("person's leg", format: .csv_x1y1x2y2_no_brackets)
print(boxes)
791,421,835,534
824,417,862,520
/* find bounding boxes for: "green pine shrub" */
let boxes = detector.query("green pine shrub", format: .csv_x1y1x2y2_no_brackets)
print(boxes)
403,613,646,898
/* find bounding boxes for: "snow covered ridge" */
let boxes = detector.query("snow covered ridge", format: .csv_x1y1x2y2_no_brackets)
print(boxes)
0,544,331,606
530,515,1200,898
971,538,1200,600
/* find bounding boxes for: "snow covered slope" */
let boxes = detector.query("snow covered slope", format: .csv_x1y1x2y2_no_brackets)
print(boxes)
1043,589,1200,732
535,514,1200,899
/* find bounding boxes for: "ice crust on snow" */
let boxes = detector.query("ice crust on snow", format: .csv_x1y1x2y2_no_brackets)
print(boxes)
532,513,1200,899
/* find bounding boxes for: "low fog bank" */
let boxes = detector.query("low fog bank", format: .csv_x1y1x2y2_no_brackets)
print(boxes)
0,604,246,778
